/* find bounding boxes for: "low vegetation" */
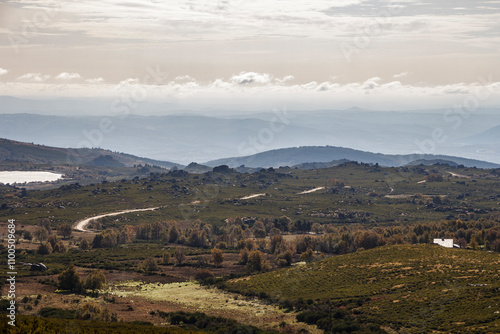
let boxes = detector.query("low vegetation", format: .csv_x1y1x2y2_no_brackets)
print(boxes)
226,244,500,333
1,163,500,332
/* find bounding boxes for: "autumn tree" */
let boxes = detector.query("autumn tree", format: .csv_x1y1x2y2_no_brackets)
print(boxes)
252,220,267,238
247,250,268,272
300,248,315,263
143,258,160,273
84,270,106,291
58,223,72,239
174,249,186,266
239,248,249,265
211,247,224,267
34,228,48,243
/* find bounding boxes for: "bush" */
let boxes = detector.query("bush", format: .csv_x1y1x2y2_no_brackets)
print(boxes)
194,269,215,282
39,307,76,319
84,270,106,291
58,265,82,292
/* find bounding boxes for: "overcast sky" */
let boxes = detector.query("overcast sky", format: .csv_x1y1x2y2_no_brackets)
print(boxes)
1,0,500,112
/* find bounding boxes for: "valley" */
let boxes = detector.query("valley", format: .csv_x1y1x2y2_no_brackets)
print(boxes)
1,153,500,333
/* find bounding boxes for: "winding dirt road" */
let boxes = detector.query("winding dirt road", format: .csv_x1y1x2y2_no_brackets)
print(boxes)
73,207,160,232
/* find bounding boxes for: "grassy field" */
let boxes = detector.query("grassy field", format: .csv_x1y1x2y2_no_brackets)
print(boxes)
110,280,320,333
225,244,500,333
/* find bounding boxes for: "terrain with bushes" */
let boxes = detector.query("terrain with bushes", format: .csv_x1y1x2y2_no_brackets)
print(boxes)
1,161,500,333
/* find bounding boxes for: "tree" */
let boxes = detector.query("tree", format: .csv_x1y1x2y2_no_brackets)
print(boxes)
38,219,51,233
34,228,48,243
143,258,159,273
162,252,171,265
58,223,72,239
253,220,267,238
84,270,106,291
80,238,90,250
276,250,293,267
194,269,215,282
169,226,179,243
37,242,52,255
239,248,249,265
47,235,66,253
174,249,186,266
58,265,82,292
247,250,268,272
211,247,224,267
92,234,103,248
23,231,33,242
300,248,315,263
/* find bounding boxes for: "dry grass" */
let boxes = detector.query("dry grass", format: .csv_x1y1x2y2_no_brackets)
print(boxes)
110,281,321,333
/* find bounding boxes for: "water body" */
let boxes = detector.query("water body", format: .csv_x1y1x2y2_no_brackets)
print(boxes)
0,171,64,184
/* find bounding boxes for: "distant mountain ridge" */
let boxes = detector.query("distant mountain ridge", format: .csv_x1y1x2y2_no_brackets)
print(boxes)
1,111,500,165
0,138,181,168
2,139,498,172
205,146,500,169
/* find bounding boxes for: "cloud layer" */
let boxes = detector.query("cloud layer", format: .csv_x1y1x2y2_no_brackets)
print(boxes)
1,70,499,112
0,1,499,111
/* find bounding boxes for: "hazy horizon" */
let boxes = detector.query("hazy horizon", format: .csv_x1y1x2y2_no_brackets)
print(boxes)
1,1,500,112
1,1,499,164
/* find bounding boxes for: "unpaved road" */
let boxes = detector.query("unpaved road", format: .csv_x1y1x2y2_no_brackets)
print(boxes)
240,193,266,200
73,207,159,232
298,186,324,194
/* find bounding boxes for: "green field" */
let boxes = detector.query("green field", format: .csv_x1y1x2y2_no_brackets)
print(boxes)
226,244,500,333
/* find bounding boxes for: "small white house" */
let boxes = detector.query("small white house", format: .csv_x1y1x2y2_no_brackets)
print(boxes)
433,238,461,248
433,238,454,248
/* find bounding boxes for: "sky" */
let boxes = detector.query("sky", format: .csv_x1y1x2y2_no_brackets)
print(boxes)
1,0,500,112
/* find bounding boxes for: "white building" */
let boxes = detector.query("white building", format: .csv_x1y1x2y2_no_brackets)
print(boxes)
433,238,459,248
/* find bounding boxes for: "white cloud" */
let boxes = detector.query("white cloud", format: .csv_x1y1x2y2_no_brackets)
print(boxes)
0,68,8,76
394,72,409,79
175,75,196,81
3,73,500,113
56,72,81,80
17,73,51,82
361,77,382,91
276,75,295,84
230,72,272,85
85,77,104,83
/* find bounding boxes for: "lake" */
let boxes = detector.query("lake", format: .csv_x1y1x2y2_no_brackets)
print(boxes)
0,171,64,184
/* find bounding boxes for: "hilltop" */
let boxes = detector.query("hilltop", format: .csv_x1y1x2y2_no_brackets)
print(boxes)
205,146,500,169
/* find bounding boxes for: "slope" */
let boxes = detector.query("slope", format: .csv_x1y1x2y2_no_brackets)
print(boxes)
205,146,500,168
226,244,500,333
0,138,180,168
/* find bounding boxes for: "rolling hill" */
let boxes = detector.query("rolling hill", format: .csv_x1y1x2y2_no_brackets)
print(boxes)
0,138,180,168
226,244,500,333
205,146,500,169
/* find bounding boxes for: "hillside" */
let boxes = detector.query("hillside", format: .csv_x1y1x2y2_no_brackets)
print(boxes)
226,244,500,333
205,146,500,169
0,138,180,168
